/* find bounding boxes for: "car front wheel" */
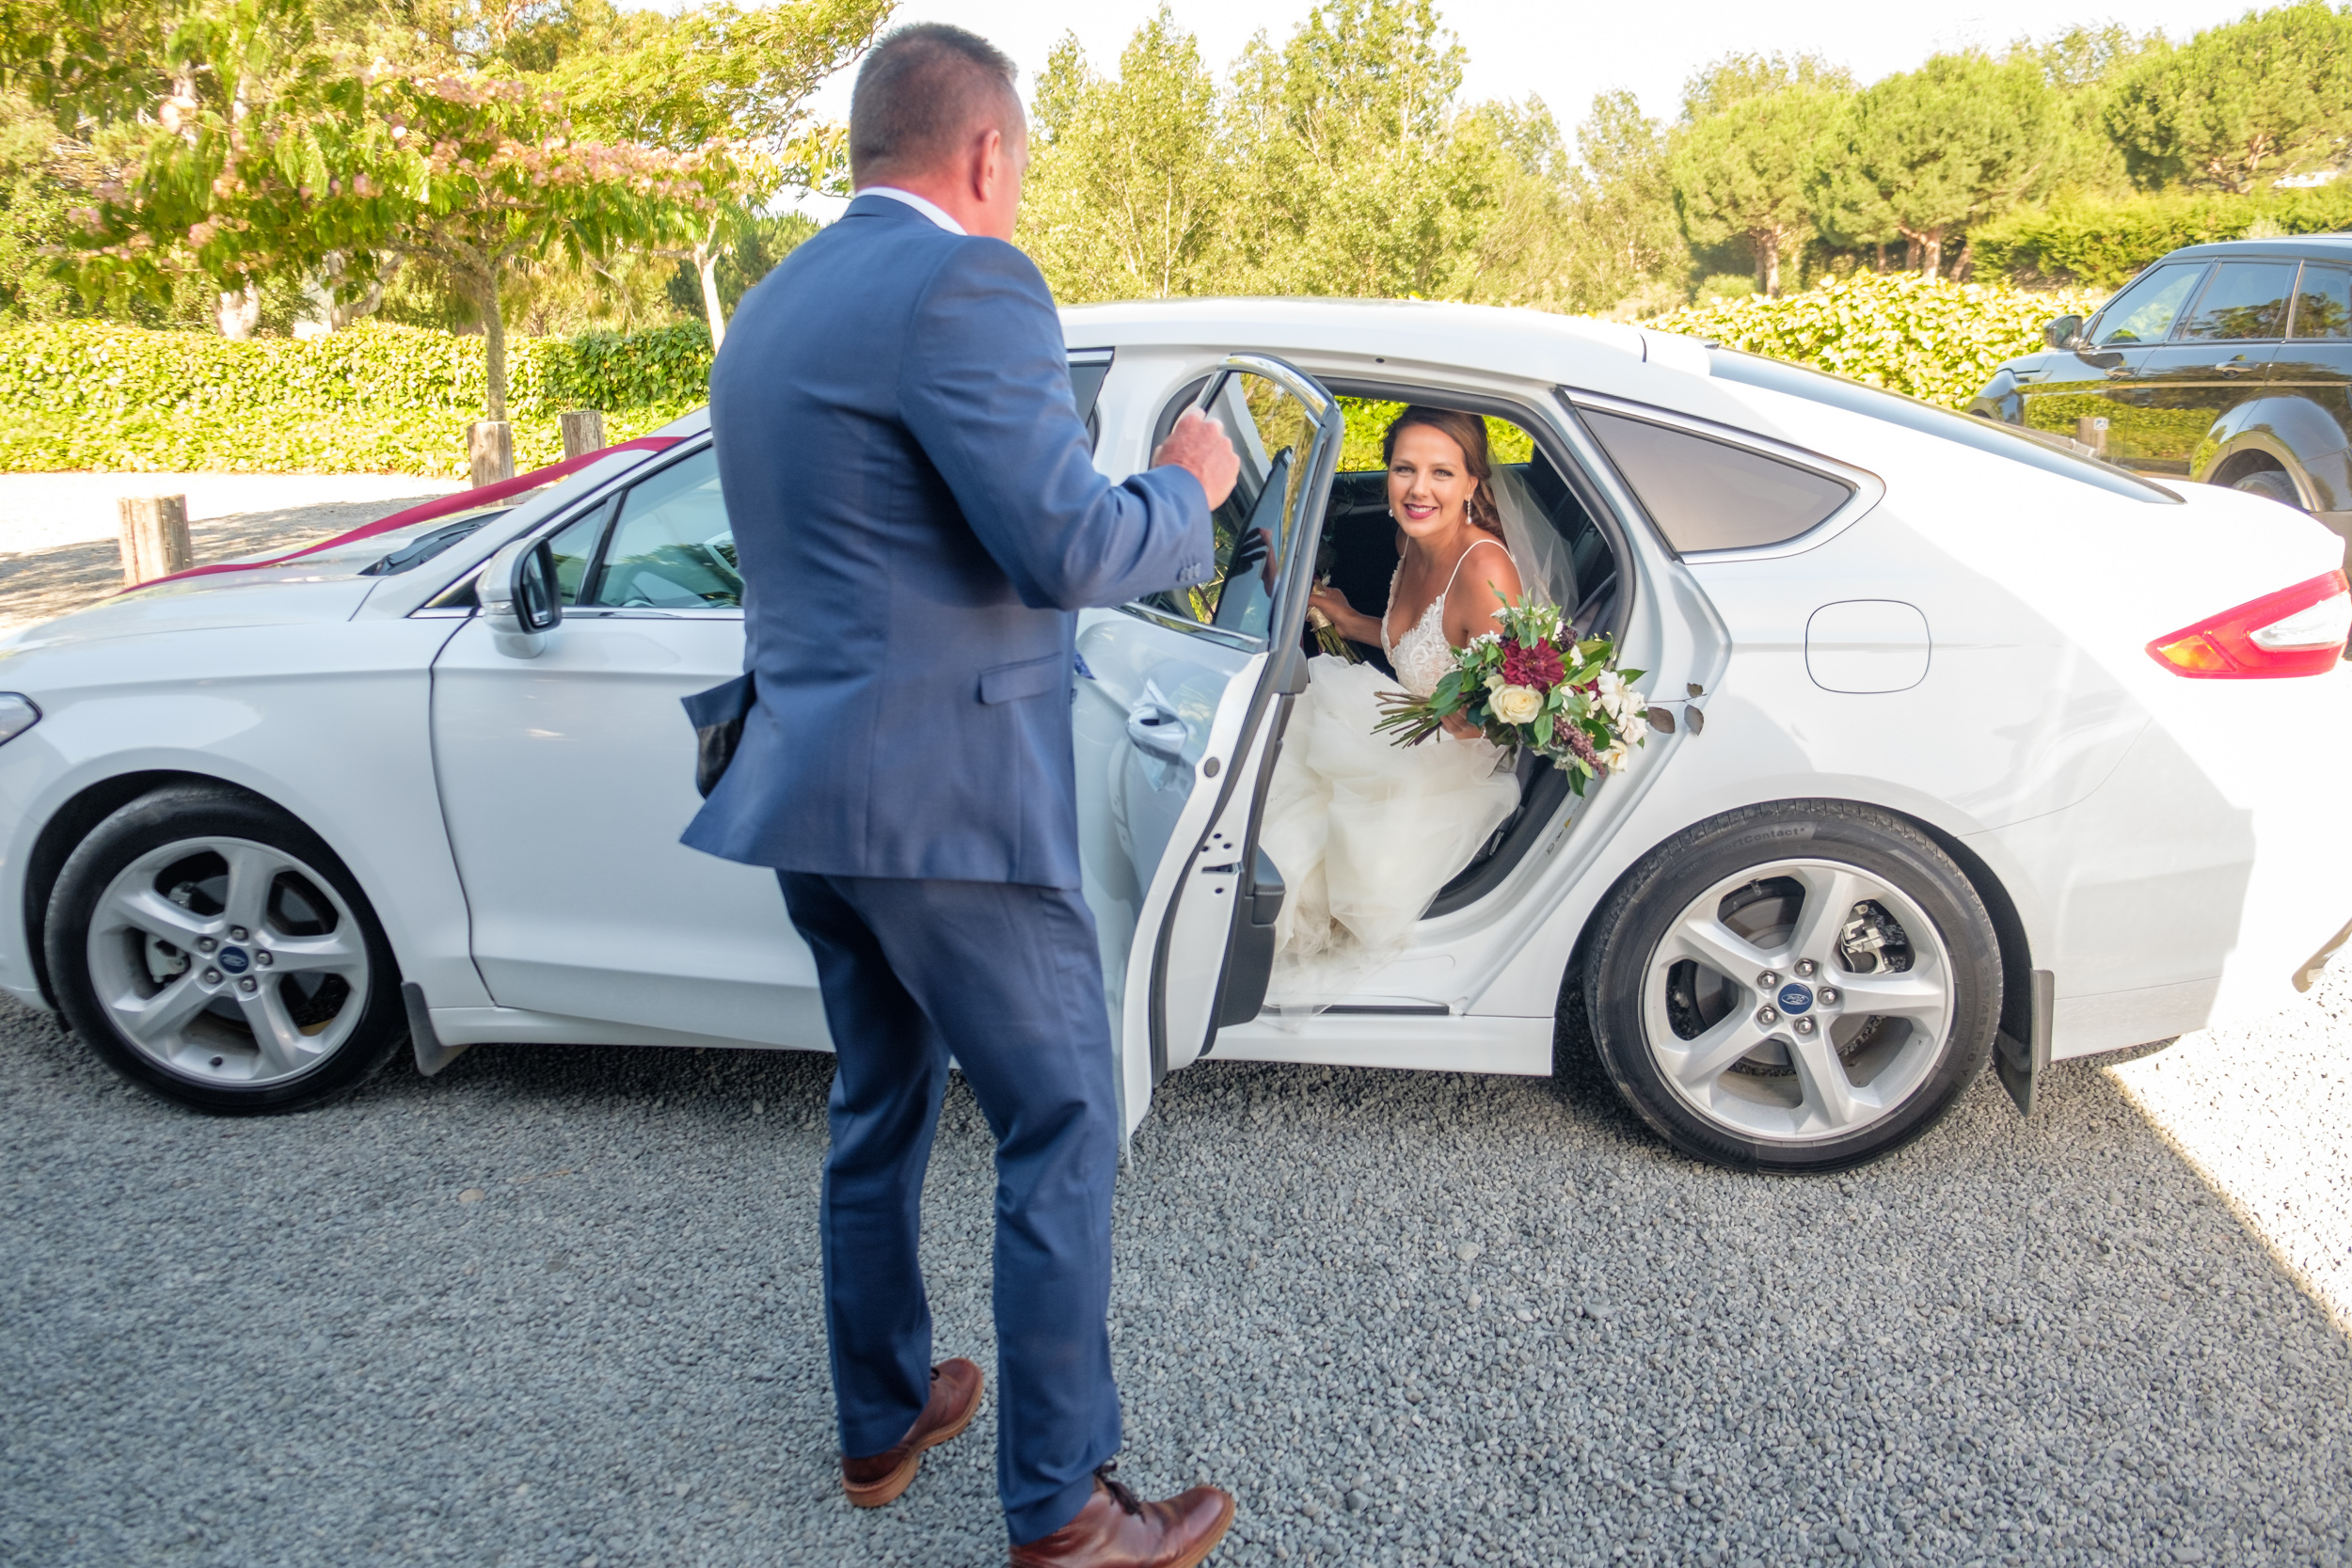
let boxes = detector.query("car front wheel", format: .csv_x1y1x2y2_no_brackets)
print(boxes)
45,783,406,1113
1582,801,1999,1173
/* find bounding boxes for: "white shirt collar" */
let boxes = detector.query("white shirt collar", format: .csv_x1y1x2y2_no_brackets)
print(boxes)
858,186,966,235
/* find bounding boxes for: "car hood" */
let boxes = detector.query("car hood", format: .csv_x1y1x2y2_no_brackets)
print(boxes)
0,533,428,657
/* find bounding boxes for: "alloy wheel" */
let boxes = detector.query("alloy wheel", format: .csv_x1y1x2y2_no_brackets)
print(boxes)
1639,857,1955,1144
84,834,372,1088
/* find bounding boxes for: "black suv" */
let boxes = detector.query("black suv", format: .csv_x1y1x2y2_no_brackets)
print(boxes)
1972,235,2352,546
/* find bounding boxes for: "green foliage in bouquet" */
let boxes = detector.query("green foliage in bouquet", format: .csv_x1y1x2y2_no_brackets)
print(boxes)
1372,594,1683,794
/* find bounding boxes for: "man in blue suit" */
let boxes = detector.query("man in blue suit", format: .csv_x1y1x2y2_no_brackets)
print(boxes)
685,24,1242,1568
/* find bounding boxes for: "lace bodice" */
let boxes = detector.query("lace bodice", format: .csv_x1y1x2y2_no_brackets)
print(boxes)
1381,538,1508,700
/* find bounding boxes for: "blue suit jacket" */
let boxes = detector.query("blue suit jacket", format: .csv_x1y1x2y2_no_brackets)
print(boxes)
683,195,1215,889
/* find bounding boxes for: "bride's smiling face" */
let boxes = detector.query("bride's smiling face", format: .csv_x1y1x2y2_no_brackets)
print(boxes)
1387,425,1476,541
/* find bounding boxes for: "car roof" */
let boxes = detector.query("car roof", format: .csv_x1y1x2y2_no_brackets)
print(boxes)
1057,295,1662,388
2158,233,2352,263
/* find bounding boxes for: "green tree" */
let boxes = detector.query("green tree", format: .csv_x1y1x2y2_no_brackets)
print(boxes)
2104,2,2352,194
550,0,887,343
1671,84,1841,296
1019,11,1232,301
1809,53,2063,279
1679,50,1851,122
1225,0,1490,298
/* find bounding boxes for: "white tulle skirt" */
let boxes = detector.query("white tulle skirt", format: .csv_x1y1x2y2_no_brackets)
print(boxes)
1259,658,1521,1006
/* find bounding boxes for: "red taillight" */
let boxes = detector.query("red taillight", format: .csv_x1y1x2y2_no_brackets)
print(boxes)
2148,569,2352,678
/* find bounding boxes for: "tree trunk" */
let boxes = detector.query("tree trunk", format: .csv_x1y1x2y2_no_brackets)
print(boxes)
1920,227,1945,280
1758,232,1782,298
1873,243,1887,274
697,244,727,349
1953,235,1975,281
1903,234,1922,273
474,270,510,423
214,282,260,340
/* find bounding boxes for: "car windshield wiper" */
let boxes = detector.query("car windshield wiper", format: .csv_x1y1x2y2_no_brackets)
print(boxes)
361,513,509,576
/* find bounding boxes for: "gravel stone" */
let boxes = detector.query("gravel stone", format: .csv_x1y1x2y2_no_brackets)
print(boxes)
4,967,2352,1567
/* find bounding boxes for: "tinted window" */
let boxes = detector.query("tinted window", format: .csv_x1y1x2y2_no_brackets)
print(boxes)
1581,408,1851,554
1703,349,2182,504
1143,370,1326,640
2177,261,2297,341
586,448,741,610
2292,265,2352,340
2090,263,2206,346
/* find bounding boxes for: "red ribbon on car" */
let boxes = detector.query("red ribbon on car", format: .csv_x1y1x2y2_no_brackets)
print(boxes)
119,435,688,593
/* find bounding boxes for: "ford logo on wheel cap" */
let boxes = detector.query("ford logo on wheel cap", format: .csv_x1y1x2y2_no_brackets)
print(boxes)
218,947,250,974
1776,981,1813,1015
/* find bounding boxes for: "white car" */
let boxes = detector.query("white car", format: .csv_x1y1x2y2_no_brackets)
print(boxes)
6,300,2348,1174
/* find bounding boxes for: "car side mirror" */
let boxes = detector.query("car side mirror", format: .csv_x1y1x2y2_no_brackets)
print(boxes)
482,535,563,658
2043,313,2091,353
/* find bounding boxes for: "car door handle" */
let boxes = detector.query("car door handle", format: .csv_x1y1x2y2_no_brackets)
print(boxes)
2217,361,2255,374
2105,367,2133,380
1126,697,1188,763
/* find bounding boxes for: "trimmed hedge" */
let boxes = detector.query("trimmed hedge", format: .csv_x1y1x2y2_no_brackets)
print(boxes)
1648,273,2104,409
0,319,712,477
1973,187,2352,292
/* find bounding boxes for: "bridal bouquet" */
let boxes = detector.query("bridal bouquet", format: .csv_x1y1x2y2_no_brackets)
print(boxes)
1372,595,1661,792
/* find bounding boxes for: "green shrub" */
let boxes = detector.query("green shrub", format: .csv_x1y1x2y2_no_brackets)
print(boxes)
1648,272,2104,408
1973,187,2352,291
0,319,710,476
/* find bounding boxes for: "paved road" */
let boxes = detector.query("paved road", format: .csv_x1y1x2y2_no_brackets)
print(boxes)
5,974,2349,1568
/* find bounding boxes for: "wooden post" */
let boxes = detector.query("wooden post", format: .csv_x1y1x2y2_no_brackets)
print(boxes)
468,420,516,487
2075,415,2109,459
118,494,192,586
559,408,606,461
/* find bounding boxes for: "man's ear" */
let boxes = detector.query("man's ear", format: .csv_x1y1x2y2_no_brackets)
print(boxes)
973,127,1006,203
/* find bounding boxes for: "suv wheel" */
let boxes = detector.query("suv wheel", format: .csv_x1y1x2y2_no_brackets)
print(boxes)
45,784,406,1113
2230,468,2304,508
1581,801,2000,1173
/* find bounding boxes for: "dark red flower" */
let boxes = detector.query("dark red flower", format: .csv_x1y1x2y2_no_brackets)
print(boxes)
1502,637,1565,691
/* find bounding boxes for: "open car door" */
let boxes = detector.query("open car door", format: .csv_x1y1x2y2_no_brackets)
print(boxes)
1073,356,1342,1136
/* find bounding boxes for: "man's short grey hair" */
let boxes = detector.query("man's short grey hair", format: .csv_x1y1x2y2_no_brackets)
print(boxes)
850,24,1022,185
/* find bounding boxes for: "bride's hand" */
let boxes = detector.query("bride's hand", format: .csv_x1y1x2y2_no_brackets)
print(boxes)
1439,712,1484,741
1310,583,1364,640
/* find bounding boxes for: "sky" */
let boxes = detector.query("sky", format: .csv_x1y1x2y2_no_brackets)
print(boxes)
774,0,2261,216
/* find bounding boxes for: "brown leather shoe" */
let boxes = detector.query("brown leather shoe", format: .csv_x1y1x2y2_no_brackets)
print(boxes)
840,1358,984,1508
1008,1464,1235,1568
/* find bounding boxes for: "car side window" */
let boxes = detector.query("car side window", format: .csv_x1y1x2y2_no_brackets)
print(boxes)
2090,263,2206,346
2176,261,2297,341
584,448,741,610
1139,371,1323,640
2291,265,2352,340
1581,410,1852,555
544,505,608,605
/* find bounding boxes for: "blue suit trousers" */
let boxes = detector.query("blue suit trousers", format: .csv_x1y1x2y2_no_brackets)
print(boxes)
778,872,1123,1544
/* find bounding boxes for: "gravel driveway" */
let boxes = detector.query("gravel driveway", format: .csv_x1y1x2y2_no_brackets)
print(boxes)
0,473,462,630
5,969,2348,1568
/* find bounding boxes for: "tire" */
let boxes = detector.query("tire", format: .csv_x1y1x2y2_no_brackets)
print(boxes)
1581,801,1999,1174
2230,467,2304,509
44,783,406,1114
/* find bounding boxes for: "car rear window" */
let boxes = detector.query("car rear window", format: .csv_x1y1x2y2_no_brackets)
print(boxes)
2292,266,2351,339
2178,261,2297,341
1581,408,1853,554
1702,349,2182,504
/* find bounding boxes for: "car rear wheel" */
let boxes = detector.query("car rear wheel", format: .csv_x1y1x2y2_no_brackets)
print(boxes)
45,783,406,1113
1581,801,1999,1173
2230,467,2304,508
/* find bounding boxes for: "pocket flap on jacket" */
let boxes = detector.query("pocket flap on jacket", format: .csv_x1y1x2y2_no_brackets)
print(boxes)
978,653,1066,705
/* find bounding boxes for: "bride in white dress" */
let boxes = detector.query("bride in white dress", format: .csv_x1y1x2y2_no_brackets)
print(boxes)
1260,406,1534,1004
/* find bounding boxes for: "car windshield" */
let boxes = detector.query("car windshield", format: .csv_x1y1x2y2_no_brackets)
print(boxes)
1702,349,2181,504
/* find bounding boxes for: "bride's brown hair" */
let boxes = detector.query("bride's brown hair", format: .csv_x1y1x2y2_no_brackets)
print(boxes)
1382,406,1502,536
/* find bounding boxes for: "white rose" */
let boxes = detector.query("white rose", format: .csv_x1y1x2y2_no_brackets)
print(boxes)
1595,669,1625,702
1619,709,1649,745
1489,685,1543,725
1602,741,1631,772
